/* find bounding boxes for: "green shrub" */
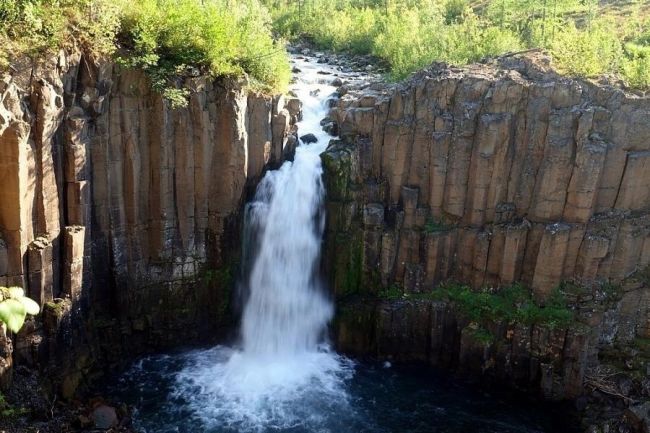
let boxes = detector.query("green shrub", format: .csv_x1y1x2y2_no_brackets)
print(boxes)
550,18,623,78
444,0,468,24
438,282,575,329
0,0,290,104
621,43,650,88
265,0,648,90
117,0,290,105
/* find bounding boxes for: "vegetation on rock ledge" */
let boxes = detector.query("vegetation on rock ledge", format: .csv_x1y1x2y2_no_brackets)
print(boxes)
1,0,647,101
379,282,576,332
0,0,290,105
264,0,650,88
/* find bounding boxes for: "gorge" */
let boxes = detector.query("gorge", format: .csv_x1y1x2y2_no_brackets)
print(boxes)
0,41,648,433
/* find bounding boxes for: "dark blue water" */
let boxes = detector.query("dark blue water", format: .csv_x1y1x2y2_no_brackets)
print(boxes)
106,346,579,433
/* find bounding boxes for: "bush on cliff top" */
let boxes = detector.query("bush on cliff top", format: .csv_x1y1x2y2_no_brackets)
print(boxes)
117,0,290,100
0,0,290,103
264,0,650,89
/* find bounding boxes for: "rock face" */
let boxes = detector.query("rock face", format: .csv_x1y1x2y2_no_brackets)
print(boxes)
323,54,650,406
0,50,295,394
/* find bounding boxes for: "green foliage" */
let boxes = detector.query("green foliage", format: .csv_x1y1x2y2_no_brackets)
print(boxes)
622,43,650,88
429,282,575,329
116,0,290,105
0,392,29,418
265,0,649,88
0,286,40,333
424,217,452,233
0,0,122,65
467,324,495,344
0,0,290,104
444,0,468,24
377,280,575,329
203,266,235,288
378,284,404,300
550,18,623,78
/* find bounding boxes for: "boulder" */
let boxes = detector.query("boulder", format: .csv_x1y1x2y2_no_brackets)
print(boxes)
300,133,318,144
92,405,118,429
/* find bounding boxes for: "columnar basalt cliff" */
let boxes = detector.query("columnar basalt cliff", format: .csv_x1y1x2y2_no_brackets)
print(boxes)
323,54,650,425
0,49,298,395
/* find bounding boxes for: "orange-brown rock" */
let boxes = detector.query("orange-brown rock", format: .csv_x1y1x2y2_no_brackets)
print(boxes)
326,53,650,296
0,50,295,392
324,53,650,402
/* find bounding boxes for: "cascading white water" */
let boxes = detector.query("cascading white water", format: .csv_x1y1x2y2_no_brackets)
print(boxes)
169,55,356,432
241,105,331,359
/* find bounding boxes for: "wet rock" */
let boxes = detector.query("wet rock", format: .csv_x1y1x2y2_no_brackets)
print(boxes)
626,402,650,432
363,204,385,227
286,98,303,121
322,121,338,136
326,91,340,103
77,414,93,429
292,66,301,73
300,133,318,144
332,77,344,87
284,135,298,161
92,404,118,429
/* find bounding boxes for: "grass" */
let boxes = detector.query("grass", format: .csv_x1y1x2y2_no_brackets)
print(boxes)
263,0,650,89
0,392,29,418
0,0,290,106
1,1,646,103
424,217,452,233
378,281,576,330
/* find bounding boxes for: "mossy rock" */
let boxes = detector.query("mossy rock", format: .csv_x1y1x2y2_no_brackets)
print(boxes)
321,141,354,202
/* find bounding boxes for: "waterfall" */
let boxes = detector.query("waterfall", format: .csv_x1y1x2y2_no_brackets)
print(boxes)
241,62,335,359
170,55,355,432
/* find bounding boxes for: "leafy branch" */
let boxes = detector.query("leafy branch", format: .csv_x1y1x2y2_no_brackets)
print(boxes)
0,286,40,333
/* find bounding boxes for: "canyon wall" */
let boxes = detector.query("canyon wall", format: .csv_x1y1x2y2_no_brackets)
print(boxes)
323,54,650,406
0,49,296,394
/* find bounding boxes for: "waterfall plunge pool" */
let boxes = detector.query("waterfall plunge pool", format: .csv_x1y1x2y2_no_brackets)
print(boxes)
105,346,580,433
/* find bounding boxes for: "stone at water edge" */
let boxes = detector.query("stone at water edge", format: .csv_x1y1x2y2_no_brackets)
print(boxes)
286,98,303,121
322,122,338,136
331,78,344,87
92,404,118,429
625,402,650,432
300,133,318,144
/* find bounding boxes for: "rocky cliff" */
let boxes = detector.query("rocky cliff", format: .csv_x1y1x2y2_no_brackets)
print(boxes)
323,53,650,429
0,49,297,395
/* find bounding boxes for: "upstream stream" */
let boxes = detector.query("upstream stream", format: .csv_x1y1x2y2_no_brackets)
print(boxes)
107,54,579,433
